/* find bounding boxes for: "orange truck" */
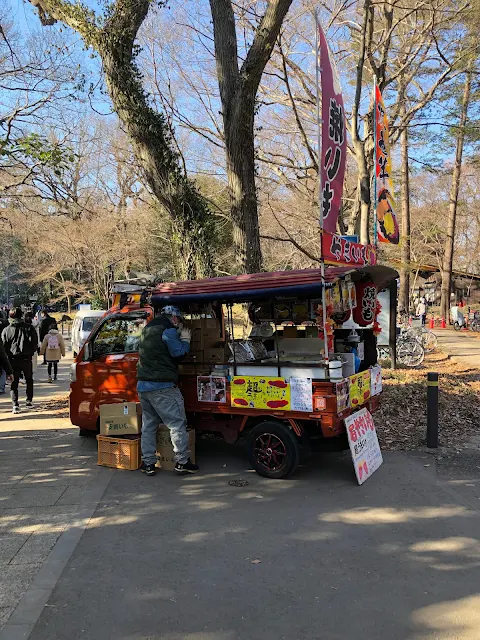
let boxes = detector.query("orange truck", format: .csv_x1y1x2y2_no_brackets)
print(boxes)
70,266,397,478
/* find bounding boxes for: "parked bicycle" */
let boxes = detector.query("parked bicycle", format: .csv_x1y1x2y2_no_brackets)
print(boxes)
398,316,437,354
396,327,425,368
405,325,438,353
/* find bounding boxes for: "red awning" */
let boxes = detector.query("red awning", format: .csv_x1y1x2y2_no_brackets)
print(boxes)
151,267,357,305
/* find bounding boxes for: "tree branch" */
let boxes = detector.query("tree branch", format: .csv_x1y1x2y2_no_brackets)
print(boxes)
28,0,100,43
209,0,240,110
239,0,293,100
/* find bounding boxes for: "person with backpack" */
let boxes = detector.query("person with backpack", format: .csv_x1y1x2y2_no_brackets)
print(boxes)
40,323,66,383
24,311,39,376
39,310,56,365
0,311,9,393
1,307,38,413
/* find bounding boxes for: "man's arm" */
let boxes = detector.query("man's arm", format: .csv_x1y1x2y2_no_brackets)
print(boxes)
30,326,39,352
162,328,190,360
0,340,13,376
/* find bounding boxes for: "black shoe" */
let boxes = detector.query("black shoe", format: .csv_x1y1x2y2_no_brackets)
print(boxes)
174,458,200,474
140,462,156,476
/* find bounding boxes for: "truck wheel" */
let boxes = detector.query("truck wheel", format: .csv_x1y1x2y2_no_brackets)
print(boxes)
79,428,95,437
247,421,300,479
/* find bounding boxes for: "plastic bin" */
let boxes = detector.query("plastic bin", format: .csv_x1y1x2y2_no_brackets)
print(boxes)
97,435,141,470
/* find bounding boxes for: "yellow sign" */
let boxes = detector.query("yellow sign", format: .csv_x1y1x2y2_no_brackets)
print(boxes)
349,371,371,408
231,376,291,410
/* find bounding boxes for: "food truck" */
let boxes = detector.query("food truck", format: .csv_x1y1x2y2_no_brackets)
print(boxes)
70,265,397,478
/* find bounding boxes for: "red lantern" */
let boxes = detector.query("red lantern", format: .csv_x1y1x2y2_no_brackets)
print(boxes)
353,280,377,326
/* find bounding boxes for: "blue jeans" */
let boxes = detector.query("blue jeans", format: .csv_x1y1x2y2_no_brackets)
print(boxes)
138,386,190,465
0,369,5,392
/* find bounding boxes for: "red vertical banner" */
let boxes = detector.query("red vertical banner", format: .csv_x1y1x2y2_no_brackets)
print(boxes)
374,86,400,244
317,22,346,234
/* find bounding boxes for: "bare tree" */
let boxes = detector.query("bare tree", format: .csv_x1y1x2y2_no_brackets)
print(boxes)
28,0,214,280
209,0,293,272
440,62,474,319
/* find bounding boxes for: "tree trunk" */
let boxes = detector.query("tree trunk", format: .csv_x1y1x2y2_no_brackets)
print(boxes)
225,101,262,273
209,0,292,274
399,101,411,314
352,138,371,244
440,65,473,321
350,0,373,244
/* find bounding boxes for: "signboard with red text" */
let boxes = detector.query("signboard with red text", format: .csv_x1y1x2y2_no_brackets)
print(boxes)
345,408,383,485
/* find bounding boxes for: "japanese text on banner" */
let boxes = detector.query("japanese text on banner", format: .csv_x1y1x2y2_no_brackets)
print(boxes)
317,23,346,233
349,370,371,408
375,86,399,244
231,377,291,410
322,232,377,267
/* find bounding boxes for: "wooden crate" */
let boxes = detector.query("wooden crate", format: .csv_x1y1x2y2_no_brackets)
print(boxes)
97,435,141,470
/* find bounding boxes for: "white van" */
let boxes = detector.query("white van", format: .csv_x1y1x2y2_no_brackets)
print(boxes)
71,310,105,356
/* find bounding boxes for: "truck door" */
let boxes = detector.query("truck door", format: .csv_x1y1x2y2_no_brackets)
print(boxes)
76,312,149,425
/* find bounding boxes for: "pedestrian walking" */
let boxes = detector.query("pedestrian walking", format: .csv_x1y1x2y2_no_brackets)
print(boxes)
24,312,39,376
39,310,56,365
416,297,427,327
40,323,66,383
0,311,9,393
1,307,38,413
137,305,199,476
0,334,13,394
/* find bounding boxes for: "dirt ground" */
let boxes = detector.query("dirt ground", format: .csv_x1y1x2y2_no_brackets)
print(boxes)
375,351,480,451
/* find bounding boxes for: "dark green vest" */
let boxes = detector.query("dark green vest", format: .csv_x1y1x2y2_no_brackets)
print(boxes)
137,316,182,383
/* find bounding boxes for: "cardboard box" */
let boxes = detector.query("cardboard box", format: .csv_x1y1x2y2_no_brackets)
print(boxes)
203,318,218,330
190,317,218,329
156,426,196,471
305,326,319,339
204,348,226,364
99,402,142,437
191,327,203,347
184,350,203,364
190,327,221,350
283,326,298,339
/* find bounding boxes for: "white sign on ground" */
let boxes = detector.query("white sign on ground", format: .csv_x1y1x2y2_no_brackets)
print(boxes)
345,408,383,485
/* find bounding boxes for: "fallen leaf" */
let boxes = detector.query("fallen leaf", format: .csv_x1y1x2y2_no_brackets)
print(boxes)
251,559,261,564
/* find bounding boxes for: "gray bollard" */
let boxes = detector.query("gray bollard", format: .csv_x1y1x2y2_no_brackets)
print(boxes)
427,372,439,448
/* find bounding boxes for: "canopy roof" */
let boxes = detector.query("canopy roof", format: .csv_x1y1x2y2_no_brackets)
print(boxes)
151,265,397,306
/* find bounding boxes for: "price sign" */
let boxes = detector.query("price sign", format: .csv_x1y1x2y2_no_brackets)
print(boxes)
345,408,383,485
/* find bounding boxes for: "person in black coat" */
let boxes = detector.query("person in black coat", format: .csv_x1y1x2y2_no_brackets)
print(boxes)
0,321,13,394
2,308,38,412
39,310,56,365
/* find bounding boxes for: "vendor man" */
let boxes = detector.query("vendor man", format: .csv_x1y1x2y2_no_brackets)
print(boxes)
137,305,199,476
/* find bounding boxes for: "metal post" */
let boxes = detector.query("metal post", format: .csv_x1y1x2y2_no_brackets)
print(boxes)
373,77,378,247
389,279,397,370
427,372,439,448
314,13,329,365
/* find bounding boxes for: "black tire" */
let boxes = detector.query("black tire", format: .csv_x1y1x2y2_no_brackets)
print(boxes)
247,421,300,479
79,428,95,437
454,322,461,331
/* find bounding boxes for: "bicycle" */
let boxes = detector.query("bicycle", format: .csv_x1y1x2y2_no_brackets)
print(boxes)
396,329,425,368
405,326,438,353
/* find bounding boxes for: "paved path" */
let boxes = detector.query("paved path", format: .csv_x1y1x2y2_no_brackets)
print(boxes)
24,445,480,640
1,344,480,639
0,345,110,638
436,329,480,369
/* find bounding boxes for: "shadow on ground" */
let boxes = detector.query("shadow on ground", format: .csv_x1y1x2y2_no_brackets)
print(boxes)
10,435,477,640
